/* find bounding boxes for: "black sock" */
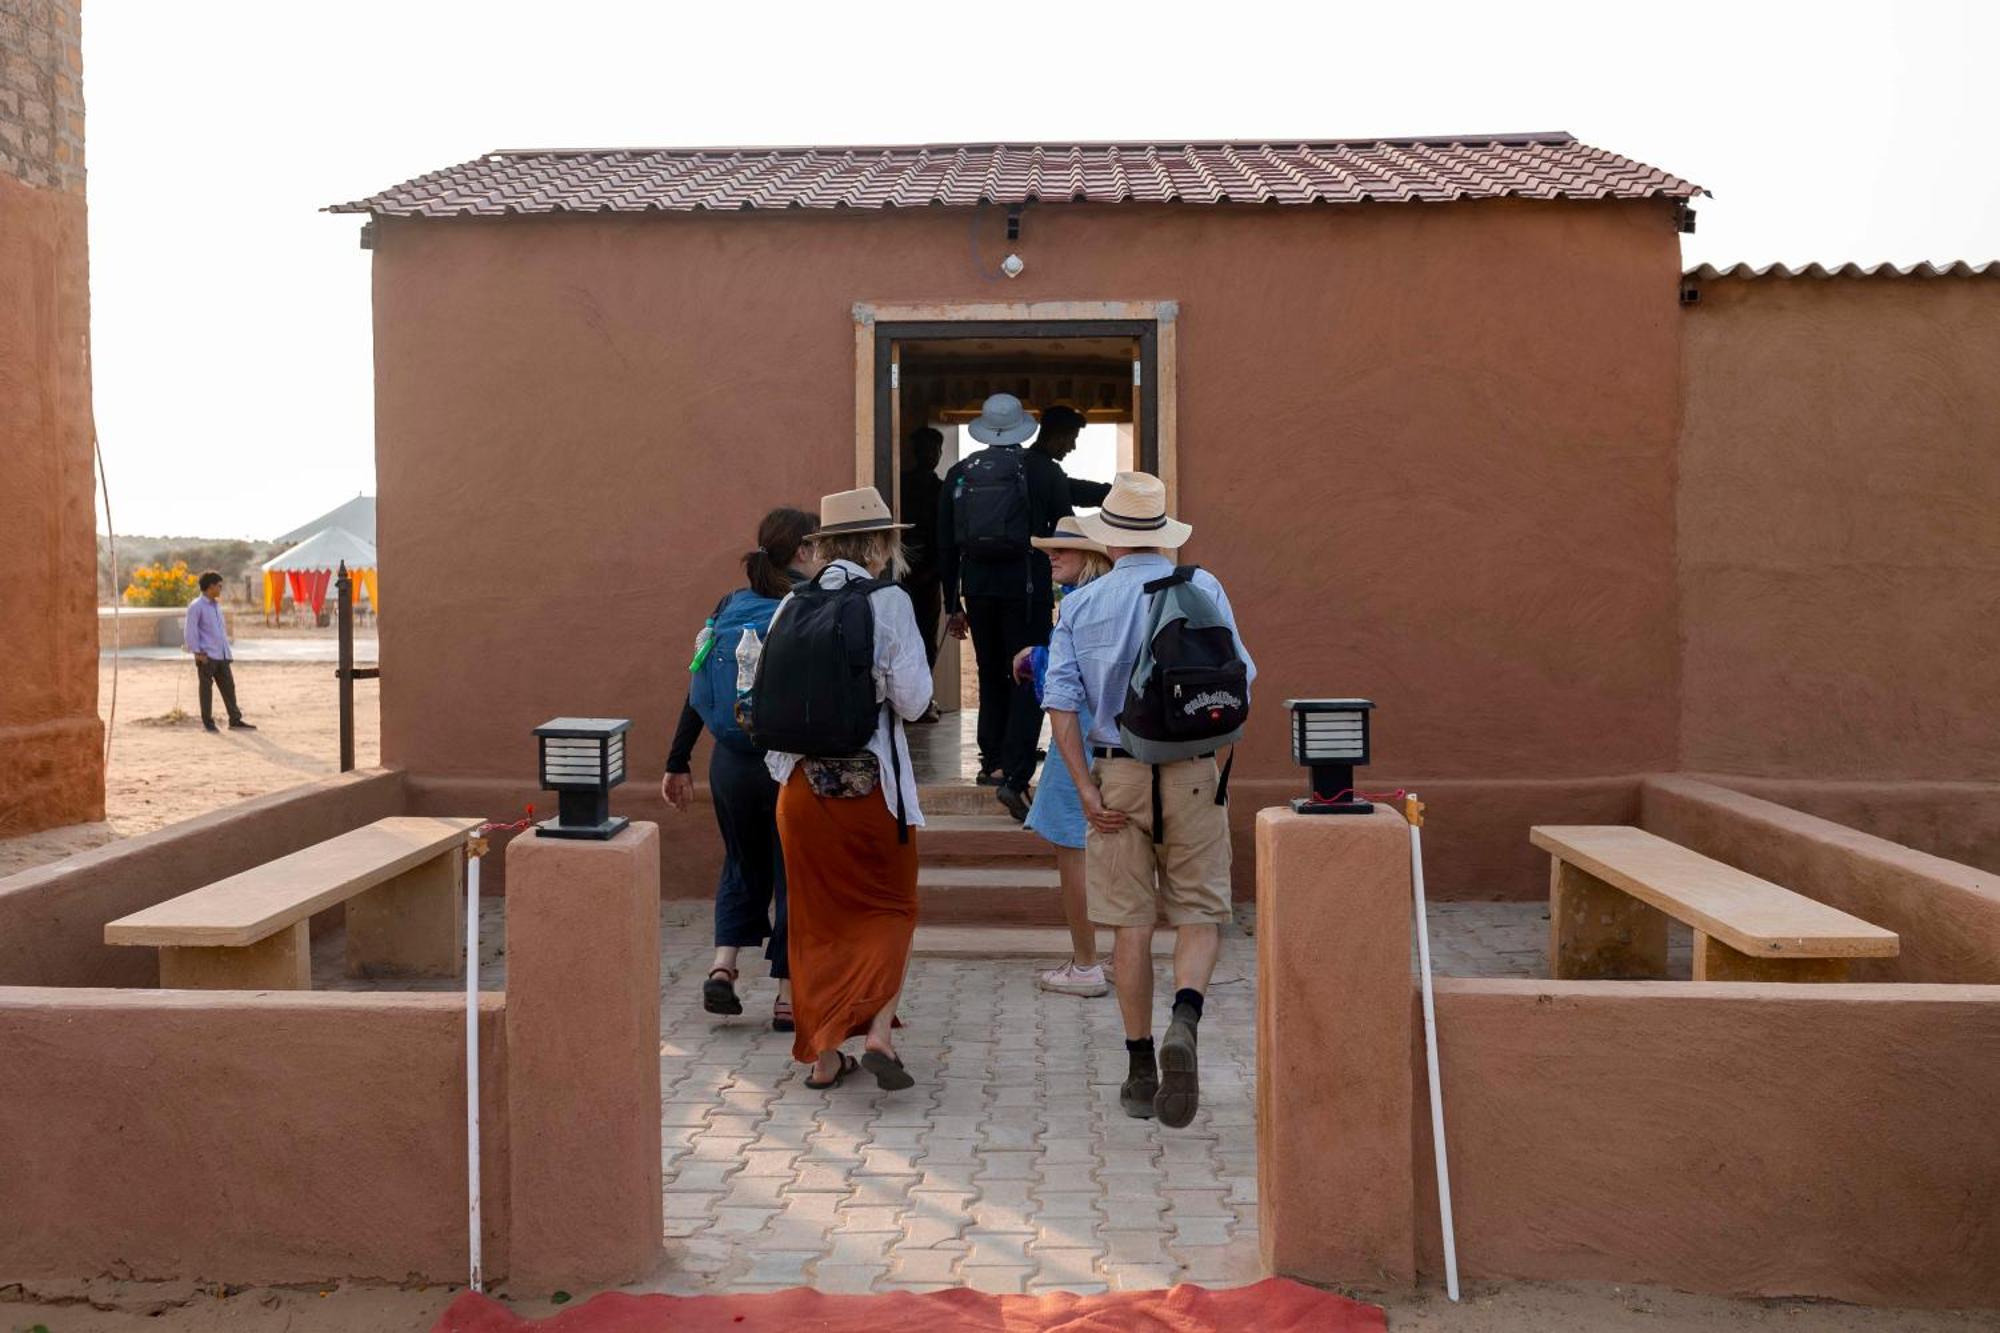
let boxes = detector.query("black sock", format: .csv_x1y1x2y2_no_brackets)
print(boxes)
1174,988,1205,1020
1125,1037,1155,1059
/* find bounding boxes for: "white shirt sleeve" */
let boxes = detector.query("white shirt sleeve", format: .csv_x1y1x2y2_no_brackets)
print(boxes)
872,585,934,722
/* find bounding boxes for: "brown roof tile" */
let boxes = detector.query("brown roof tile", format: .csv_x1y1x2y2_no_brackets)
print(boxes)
329,133,1701,217
1686,260,1999,280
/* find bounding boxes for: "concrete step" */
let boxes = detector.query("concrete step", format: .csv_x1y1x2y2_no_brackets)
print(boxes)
919,784,1011,817
912,925,1178,959
917,864,1064,926
921,813,1045,861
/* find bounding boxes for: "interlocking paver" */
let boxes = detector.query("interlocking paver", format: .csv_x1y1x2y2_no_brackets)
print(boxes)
889,1248,962,1284
811,1263,886,1293
959,1265,1034,1294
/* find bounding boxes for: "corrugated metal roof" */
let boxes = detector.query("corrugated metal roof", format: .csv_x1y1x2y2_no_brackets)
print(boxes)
329,133,1701,217
1687,261,1999,280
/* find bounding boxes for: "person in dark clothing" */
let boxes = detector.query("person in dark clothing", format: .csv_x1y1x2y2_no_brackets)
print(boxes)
938,393,1082,819
898,428,946,720
662,506,818,1032
1032,405,1114,510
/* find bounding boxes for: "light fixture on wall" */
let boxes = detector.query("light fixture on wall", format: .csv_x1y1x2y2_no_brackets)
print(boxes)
1286,698,1376,814
1000,253,1025,279
532,717,631,839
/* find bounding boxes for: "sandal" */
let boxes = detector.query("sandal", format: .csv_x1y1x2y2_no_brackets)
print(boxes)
702,967,742,1016
772,997,794,1033
860,1048,916,1092
804,1052,859,1090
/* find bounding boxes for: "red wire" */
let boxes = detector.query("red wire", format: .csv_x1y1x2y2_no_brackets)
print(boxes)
478,804,535,835
1308,787,1408,806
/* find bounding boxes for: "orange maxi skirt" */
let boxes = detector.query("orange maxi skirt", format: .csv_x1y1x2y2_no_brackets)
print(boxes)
776,769,919,1063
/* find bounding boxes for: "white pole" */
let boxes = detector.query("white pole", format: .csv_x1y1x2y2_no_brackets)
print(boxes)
1406,794,1460,1301
465,849,484,1293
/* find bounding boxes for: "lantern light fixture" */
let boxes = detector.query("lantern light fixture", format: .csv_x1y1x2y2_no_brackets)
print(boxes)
532,716,631,840
1286,698,1376,815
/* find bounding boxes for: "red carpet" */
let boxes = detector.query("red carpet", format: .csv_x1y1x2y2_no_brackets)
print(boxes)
433,1278,1384,1331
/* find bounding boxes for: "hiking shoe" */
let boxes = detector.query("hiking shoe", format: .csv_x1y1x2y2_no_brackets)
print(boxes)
1038,961,1109,997
1156,1004,1201,1129
1121,1047,1160,1119
996,782,1030,822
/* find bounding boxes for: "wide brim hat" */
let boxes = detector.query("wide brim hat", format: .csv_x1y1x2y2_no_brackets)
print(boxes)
1030,517,1109,555
967,392,1039,446
1069,472,1192,549
813,485,911,536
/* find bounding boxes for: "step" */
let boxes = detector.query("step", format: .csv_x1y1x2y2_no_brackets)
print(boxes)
918,864,1065,927
912,925,1179,959
920,784,1011,816
921,813,1046,861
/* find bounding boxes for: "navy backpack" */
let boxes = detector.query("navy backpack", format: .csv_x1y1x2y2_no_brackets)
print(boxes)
688,588,783,753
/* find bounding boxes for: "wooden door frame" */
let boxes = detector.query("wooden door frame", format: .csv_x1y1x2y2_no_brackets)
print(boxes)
852,300,1180,513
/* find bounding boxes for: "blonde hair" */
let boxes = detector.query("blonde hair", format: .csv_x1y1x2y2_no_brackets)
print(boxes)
811,529,907,580
1071,550,1113,586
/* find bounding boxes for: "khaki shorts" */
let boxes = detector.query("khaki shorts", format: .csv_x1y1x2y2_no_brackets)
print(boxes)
1086,756,1233,928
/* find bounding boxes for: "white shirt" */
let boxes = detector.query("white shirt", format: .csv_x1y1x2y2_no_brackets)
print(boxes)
764,559,932,827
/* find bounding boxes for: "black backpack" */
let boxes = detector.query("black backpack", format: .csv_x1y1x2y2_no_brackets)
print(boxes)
747,567,886,758
953,446,1032,561
1115,565,1251,842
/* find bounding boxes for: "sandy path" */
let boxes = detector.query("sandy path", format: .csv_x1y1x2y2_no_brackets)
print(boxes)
0,655,379,877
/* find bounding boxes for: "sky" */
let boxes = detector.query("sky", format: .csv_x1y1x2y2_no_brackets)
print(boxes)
81,0,2000,539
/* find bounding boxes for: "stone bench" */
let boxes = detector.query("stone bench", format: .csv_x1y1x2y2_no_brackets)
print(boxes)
104,816,483,989
1531,824,1899,982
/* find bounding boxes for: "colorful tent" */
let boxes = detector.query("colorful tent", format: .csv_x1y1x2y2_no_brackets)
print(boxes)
261,525,379,614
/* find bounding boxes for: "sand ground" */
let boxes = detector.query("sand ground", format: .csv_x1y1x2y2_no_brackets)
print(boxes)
0,652,380,878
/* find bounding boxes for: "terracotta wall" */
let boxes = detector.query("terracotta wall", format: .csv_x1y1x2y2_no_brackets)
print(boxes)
1640,774,2000,983
0,0,99,837
1697,772,2000,878
1420,980,2000,1308
0,767,406,987
1678,276,2000,782
0,988,508,1283
370,198,1685,896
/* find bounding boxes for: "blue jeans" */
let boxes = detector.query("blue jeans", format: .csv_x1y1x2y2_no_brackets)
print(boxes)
709,740,788,978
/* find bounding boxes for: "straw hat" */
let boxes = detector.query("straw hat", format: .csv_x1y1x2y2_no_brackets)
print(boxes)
967,392,1039,446
1069,472,1192,549
813,486,911,536
1030,517,1109,555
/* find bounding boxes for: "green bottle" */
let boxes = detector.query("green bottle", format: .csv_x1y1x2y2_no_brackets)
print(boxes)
688,617,716,672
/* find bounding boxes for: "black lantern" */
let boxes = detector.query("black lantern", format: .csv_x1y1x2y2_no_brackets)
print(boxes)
532,717,631,840
1286,698,1375,814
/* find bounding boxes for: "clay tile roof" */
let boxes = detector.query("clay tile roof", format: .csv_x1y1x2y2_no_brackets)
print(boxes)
1685,260,2000,280
328,133,1702,217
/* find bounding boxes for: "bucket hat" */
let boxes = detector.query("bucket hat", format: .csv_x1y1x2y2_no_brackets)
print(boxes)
1069,472,1192,549
1030,516,1109,555
813,486,911,536
967,393,1040,446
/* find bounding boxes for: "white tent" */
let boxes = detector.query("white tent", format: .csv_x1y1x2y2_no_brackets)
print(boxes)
261,526,379,615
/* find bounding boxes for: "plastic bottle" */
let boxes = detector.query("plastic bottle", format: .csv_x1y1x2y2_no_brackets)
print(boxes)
688,617,716,672
734,626,762,694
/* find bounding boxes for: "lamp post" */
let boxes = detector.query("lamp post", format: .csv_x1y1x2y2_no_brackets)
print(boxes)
1285,698,1376,814
532,717,632,840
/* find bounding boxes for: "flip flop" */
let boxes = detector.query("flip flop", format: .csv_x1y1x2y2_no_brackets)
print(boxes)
804,1052,859,1090
772,998,794,1033
702,967,742,1016
860,1049,916,1092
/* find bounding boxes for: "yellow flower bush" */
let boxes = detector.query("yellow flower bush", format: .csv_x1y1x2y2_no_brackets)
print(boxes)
123,559,200,608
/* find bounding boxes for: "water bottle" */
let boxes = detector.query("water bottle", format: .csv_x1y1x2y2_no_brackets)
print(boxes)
688,617,716,672
734,626,763,693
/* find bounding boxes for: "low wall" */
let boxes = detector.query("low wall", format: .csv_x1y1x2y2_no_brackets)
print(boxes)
1641,775,2000,983
1422,980,2000,1307
0,767,407,987
0,988,508,1284
1256,806,2000,1309
1690,773,2000,879
96,605,238,651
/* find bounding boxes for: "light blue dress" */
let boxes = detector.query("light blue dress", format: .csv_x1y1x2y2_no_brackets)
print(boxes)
1023,588,1093,849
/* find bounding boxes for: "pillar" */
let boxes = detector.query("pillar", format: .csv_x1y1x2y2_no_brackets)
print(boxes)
1255,806,1415,1286
504,822,662,1290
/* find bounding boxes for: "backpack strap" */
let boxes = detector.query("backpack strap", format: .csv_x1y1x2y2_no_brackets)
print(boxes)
1215,747,1234,808
1151,764,1165,846
1141,568,1193,595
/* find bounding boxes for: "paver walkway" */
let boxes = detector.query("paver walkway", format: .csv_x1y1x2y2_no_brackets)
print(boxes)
651,901,1262,1296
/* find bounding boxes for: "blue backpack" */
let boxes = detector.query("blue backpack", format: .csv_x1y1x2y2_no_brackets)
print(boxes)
689,589,783,753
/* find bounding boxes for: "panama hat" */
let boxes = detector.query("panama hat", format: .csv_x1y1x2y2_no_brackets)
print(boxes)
1070,472,1192,549
813,486,911,536
967,392,1040,446
1030,517,1109,555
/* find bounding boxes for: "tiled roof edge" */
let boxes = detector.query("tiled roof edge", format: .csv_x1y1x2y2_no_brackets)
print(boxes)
1687,260,2000,280
477,131,1582,158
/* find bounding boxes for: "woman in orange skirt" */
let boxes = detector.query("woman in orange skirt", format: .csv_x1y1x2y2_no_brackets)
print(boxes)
761,487,932,1091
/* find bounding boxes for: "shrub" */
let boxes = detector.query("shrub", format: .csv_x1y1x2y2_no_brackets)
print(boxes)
123,559,200,608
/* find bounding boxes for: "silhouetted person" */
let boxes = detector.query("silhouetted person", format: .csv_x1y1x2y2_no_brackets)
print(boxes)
185,571,254,733
1032,405,1113,510
899,427,946,705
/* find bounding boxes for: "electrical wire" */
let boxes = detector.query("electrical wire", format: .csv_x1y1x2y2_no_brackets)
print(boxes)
95,433,119,769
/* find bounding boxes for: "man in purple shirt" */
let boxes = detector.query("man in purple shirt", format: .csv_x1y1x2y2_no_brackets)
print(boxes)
185,571,254,733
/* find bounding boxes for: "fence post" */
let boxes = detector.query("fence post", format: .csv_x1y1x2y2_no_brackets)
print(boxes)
336,560,355,772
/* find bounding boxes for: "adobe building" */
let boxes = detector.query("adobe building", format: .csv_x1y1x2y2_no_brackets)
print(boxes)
328,135,2000,897
0,0,99,837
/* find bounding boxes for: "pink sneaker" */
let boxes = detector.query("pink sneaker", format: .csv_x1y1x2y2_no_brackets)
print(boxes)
1038,961,1110,997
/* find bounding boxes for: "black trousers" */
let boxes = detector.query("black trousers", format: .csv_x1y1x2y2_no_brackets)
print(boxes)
709,740,789,978
195,657,243,725
964,594,1042,789
902,569,943,670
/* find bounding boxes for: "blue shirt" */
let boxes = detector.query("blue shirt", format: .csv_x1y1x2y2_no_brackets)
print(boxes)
1043,554,1255,748
185,595,232,659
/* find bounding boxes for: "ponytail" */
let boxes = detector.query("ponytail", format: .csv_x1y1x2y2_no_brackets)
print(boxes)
744,506,816,598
